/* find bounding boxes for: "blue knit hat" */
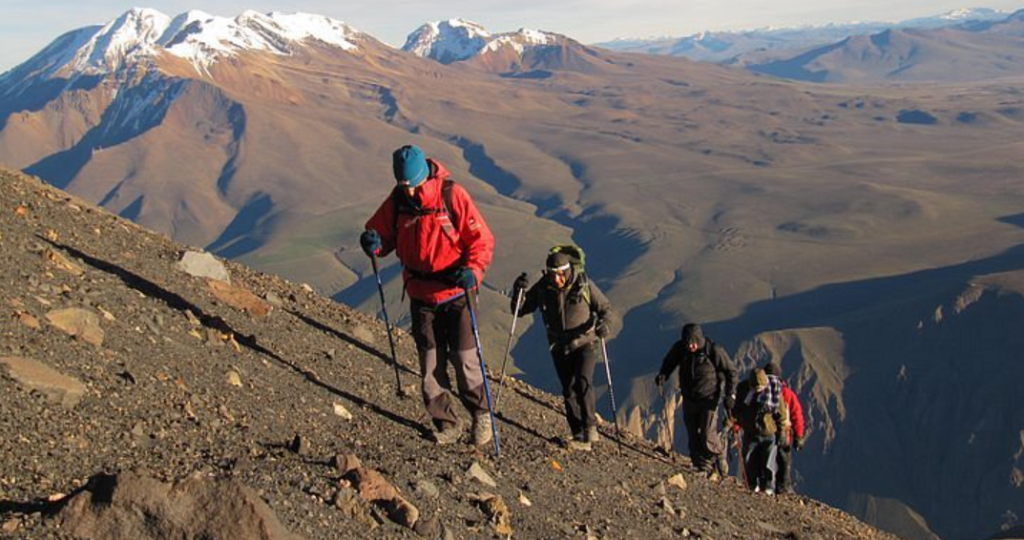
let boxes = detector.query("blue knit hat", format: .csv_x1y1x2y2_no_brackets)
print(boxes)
392,145,429,187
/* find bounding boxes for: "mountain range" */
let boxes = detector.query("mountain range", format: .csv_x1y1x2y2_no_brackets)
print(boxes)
594,8,1009,62
3,8,1024,540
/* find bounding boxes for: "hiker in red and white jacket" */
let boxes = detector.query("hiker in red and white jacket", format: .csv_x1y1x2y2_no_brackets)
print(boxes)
764,362,806,494
360,144,495,446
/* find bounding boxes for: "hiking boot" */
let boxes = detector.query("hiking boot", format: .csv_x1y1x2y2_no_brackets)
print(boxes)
432,422,462,445
472,413,493,446
585,426,600,443
567,440,593,452
764,488,775,496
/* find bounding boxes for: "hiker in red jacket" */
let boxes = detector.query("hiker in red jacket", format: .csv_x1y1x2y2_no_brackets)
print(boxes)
360,145,495,446
764,362,806,494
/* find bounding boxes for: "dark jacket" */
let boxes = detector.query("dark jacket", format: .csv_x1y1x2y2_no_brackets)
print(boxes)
657,333,737,407
516,272,617,353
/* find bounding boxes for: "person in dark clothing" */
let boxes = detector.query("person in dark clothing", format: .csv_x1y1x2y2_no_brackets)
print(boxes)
764,362,806,494
655,324,737,478
512,251,618,451
361,145,495,446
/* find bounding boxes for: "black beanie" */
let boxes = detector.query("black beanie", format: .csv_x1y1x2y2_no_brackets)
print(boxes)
681,323,704,347
546,251,571,272
765,362,782,377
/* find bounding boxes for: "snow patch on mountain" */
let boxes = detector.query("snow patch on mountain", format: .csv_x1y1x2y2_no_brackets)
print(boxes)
9,8,362,79
403,19,557,63
403,19,491,63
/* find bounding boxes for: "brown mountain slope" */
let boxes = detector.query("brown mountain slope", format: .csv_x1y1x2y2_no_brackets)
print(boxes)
0,166,898,539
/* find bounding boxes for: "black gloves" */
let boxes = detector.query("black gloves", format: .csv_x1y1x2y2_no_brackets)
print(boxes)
454,267,477,290
360,230,381,257
595,319,610,338
513,273,529,294
723,395,736,414
655,373,668,387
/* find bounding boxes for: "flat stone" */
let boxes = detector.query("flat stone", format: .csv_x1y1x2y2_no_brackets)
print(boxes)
0,356,86,408
466,462,497,488
46,308,103,347
177,251,231,283
227,371,243,387
208,280,271,318
19,313,41,330
667,474,688,492
42,248,84,276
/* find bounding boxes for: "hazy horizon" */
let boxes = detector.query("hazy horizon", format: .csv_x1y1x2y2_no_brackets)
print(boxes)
1,0,1023,72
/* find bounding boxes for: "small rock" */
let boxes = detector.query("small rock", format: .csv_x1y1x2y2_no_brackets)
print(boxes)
227,371,243,388
470,493,512,536
333,402,354,421
350,324,375,345
466,462,497,487
177,251,231,283
2,518,20,533
658,496,676,517
333,487,378,529
331,454,362,473
413,514,440,538
667,474,688,492
290,435,310,456
653,481,667,496
18,313,41,330
441,525,455,540
46,308,104,347
518,491,532,507
264,292,284,308
42,248,84,276
411,480,439,499
208,281,271,318
385,498,420,528
301,284,314,294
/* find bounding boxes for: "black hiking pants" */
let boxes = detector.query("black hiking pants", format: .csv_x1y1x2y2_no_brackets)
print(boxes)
682,400,724,471
410,295,487,431
552,342,599,437
777,443,793,493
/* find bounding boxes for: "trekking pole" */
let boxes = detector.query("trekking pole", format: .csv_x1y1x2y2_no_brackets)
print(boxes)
493,284,525,413
660,383,673,453
370,254,405,397
464,287,501,456
599,338,624,454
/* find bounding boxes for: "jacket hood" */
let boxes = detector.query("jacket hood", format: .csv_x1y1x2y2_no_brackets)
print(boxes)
410,158,451,206
681,323,705,347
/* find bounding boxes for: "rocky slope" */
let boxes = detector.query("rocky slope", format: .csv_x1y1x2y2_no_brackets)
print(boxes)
0,167,898,539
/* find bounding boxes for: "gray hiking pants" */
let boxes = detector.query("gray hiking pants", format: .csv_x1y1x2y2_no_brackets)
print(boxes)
411,296,486,430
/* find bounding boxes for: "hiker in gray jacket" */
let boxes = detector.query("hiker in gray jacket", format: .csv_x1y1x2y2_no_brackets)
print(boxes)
512,249,618,450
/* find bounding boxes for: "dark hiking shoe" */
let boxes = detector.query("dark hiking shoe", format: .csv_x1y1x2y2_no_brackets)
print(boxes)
472,414,493,446
585,426,600,443
432,423,462,445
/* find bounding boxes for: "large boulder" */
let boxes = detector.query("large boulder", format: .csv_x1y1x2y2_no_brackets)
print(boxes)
56,472,303,540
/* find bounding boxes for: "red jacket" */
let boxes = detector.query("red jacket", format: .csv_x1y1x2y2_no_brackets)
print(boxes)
365,159,494,305
781,383,806,440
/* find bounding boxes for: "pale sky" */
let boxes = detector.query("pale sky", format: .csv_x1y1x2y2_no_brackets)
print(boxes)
1,0,1023,72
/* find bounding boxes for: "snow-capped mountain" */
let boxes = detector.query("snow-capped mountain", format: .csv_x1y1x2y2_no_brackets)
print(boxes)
596,7,1008,62
402,19,491,64
1,7,363,86
402,19,557,65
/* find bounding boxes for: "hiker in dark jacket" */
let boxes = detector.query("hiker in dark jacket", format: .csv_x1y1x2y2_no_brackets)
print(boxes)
733,367,790,494
655,323,737,478
361,144,495,447
512,250,618,451
764,362,806,494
